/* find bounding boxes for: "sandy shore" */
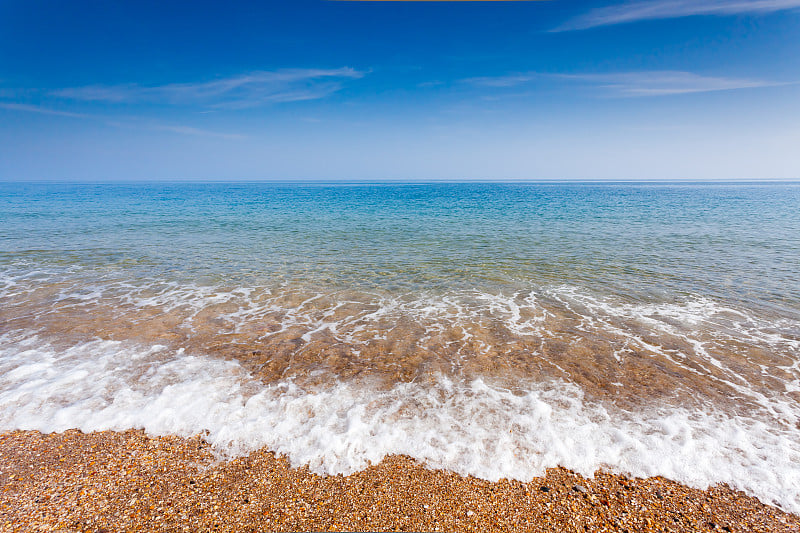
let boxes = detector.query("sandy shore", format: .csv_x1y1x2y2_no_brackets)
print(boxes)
0,430,797,532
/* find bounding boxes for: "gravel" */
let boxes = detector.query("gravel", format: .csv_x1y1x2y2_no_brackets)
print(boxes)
1,429,797,532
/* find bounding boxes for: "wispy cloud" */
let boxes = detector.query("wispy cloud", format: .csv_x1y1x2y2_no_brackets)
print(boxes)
462,73,538,88
563,70,785,96
1,102,245,138
0,102,87,118
555,0,800,31
51,68,365,109
101,119,248,140
458,70,783,97
150,124,247,140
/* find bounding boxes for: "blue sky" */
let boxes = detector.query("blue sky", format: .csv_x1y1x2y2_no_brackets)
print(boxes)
0,0,798,180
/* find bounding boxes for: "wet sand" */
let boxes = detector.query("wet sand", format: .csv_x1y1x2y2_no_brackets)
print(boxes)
4,282,798,416
1,430,797,532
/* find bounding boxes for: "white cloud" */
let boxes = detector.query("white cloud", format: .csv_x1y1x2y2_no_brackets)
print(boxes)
459,70,784,97
556,0,800,31
462,73,538,88
562,70,783,96
0,102,245,139
50,68,365,109
0,102,87,118
150,124,246,140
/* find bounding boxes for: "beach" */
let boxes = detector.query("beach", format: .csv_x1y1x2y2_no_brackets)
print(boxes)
3,0,798,528
2,429,798,532
2,182,800,529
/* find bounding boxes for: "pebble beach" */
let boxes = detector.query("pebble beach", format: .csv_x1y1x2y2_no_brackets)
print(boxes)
4,0,800,526
3,183,800,530
2,429,797,533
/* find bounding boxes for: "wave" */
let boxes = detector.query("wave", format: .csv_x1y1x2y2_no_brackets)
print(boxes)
0,332,798,513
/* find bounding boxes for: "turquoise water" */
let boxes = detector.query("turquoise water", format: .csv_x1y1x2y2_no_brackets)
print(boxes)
2,181,800,511
2,181,799,312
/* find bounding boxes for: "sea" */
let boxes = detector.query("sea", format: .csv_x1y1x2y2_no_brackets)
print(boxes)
1,181,799,511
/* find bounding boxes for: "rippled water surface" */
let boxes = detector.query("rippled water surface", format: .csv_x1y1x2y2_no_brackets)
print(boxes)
1,181,799,511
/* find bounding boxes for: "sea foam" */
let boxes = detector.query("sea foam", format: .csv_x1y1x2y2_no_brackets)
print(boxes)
0,331,798,513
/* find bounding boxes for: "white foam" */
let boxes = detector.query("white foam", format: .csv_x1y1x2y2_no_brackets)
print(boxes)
4,267,798,367
545,286,800,419
1,332,798,513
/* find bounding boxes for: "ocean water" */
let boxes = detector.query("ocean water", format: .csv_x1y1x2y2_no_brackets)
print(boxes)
1,181,799,511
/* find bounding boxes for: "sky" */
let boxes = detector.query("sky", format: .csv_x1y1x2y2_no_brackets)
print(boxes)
0,0,798,181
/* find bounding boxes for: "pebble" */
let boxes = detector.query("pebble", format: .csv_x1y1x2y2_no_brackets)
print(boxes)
1,429,798,533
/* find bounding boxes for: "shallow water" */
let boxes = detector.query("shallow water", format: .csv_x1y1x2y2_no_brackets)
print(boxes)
1,181,799,511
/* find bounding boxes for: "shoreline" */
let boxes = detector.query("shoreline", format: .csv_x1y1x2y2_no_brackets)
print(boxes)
1,430,797,532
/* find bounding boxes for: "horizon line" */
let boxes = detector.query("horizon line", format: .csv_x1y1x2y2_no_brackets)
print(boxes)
2,178,799,185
